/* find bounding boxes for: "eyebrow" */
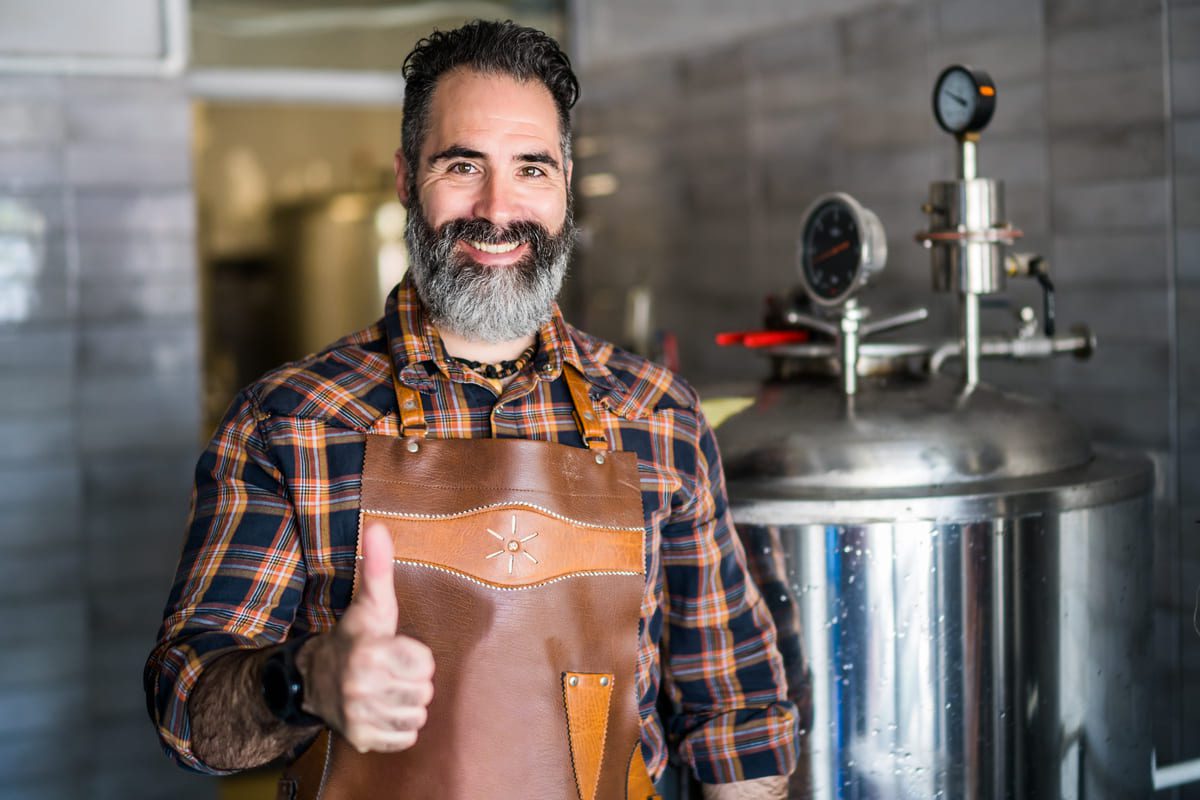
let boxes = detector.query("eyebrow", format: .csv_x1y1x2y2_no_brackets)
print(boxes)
427,145,485,166
427,144,561,173
516,151,561,172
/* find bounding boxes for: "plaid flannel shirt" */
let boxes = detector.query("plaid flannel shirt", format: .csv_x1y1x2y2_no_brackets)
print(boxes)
145,279,799,783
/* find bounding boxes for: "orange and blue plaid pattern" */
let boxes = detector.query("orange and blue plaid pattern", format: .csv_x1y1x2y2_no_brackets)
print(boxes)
145,279,799,783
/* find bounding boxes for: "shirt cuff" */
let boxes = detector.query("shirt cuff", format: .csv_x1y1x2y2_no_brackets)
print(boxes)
677,701,801,784
144,631,262,775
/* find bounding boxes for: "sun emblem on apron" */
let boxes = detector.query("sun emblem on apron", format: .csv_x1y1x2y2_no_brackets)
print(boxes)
484,514,540,575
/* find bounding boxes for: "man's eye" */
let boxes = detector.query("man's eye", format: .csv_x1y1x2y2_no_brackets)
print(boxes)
449,162,478,175
519,165,546,178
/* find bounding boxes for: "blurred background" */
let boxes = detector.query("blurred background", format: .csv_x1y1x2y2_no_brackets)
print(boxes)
0,0,1195,797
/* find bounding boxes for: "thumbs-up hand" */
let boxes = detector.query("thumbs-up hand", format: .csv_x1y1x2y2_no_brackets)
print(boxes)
299,523,435,753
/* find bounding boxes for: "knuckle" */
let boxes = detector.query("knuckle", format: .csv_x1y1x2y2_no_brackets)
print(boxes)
411,705,429,729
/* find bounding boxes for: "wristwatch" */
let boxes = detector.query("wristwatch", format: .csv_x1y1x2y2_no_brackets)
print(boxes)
261,635,324,727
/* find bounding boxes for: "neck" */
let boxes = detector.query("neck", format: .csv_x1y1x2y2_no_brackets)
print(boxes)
437,326,536,364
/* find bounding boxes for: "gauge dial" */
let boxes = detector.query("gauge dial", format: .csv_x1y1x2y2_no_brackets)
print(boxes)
932,64,996,135
798,193,887,306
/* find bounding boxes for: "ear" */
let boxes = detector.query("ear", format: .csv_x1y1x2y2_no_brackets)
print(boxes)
393,148,411,208
564,157,573,188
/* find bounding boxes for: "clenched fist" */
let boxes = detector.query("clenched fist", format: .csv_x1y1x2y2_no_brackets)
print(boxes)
300,523,435,753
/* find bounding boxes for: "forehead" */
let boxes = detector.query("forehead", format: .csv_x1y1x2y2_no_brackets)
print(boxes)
421,69,562,159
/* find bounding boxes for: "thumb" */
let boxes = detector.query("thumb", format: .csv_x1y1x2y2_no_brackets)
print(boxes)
347,523,399,637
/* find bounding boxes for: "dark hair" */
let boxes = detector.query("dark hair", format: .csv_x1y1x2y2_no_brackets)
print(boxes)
401,20,580,174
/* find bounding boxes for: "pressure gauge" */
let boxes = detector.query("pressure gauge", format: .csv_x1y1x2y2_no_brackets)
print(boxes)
798,193,887,306
932,65,996,135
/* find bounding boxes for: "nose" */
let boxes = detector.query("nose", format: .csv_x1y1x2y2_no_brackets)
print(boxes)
471,170,520,228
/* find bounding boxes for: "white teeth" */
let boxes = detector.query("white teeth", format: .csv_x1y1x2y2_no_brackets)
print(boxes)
468,240,520,254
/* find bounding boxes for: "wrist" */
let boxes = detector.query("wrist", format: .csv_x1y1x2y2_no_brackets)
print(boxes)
295,632,337,724
261,635,323,728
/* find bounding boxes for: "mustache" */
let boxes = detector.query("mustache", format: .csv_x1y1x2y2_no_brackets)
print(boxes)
435,218,551,249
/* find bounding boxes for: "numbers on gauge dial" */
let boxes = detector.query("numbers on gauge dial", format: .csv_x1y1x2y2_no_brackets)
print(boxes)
804,202,862,301
936,68,977,133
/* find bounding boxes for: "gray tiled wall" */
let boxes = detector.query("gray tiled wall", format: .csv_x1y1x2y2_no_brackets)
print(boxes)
571,0,1199,790
0,72,212,800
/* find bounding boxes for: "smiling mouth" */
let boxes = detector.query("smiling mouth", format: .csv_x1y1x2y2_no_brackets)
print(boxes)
467,240,521,254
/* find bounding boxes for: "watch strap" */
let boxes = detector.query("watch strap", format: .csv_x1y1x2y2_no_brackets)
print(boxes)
262,634,323,728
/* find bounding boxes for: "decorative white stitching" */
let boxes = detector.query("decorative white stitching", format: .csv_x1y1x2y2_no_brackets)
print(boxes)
362,501,644,532
377,559,642,590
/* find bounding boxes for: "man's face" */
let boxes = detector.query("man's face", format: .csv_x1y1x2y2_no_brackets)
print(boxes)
397,68,575,343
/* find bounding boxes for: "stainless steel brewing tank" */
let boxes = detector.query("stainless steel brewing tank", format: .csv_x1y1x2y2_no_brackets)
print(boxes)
716,375,1153,799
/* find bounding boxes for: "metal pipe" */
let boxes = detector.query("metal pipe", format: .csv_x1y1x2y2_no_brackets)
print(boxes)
963,293,981,389
840,301,863,396
861,307,929,336
959,136,978,181
1153,752,1200,790
929,330,1095,374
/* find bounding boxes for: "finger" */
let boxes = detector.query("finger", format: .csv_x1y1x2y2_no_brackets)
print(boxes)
372,679,435,709
347,701,429,733
348,728,419,754
349,523,399,637
383,636,435,680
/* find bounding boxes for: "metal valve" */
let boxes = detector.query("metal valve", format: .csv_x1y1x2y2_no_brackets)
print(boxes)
787,300,929,396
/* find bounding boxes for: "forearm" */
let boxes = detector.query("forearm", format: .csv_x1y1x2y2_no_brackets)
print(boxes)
188,645,321,771
701,776,788,800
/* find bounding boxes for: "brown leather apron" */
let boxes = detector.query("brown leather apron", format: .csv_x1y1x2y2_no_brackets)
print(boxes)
281,363,660,800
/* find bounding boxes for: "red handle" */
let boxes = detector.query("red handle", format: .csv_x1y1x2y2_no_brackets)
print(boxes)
715,330,810,348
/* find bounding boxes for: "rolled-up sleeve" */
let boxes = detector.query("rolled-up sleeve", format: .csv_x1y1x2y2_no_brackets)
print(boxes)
143,391,305,773
660,409,800,783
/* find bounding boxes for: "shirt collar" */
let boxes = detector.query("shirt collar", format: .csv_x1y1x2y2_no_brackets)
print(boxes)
383,277,627,401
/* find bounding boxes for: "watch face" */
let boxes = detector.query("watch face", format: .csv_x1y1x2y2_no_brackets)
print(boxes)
262,656,291,717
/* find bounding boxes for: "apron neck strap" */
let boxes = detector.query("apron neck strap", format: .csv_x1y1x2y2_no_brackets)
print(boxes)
386,327,607,450
562,364,609,451
392,371,428,438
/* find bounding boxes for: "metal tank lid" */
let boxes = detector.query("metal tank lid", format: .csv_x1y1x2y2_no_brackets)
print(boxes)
716,375,1093,493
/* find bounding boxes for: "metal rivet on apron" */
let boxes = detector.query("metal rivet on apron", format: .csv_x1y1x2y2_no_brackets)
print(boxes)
568,676,579,687
582,411,594,420
403,399,415,410
595,454,606,465
406,440,420,453
599,676,610,687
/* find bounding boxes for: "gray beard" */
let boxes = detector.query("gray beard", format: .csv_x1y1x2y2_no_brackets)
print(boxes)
404,197,575,343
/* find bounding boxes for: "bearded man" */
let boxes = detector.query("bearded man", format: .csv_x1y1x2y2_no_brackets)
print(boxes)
146,20,799,800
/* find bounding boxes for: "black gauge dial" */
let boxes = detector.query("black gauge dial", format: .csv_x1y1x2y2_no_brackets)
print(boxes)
797,193,887,307
803,201,862,302
932,64,996,135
